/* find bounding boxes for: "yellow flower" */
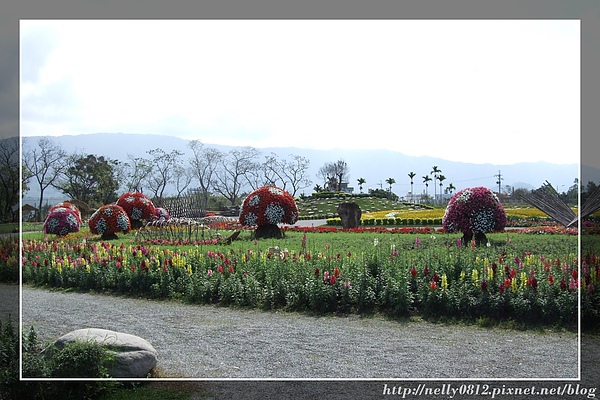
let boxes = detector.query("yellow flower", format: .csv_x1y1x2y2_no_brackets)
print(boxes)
511,278,518,293
441,274,448,290
471,269,479,285
460,270,466,281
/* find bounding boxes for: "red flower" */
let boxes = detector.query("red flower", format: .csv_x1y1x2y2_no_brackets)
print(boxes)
333,267,340,277
117,191,156,222
547,274,554,283
410,267,417,277
239,186,298,227
88,204,131,237
217,265,224,274
430,281,438,290
560,279,567,291
442,186,507,235
481,280,488,291
330,275,337,285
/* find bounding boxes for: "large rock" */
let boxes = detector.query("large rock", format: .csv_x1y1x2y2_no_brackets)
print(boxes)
337,202,362,229
51,328,158,378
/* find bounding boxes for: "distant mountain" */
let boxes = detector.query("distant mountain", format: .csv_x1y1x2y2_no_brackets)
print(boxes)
21,133,579,205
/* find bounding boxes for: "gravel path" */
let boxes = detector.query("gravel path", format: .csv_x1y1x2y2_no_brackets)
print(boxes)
16,284,581,380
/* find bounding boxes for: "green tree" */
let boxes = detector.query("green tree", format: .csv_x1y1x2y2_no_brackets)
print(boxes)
437,174,446,203
385,177,395,193
0,137,19,221
422,175,432,203
57,154,120,208
431,166,442,204
357,178,366,193
407,171,417,202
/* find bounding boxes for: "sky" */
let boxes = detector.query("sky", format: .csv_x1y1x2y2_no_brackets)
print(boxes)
20,19,580,165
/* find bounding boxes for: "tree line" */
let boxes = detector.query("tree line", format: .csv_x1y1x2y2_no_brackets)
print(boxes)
21,137,312,222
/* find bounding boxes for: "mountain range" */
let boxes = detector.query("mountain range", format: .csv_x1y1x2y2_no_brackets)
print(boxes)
21,133,584,205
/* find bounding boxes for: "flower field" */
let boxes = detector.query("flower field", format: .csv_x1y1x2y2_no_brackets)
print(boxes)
16,226,600,331
330,206,570,227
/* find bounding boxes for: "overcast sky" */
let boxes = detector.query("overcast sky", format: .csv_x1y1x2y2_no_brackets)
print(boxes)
20,19,580,165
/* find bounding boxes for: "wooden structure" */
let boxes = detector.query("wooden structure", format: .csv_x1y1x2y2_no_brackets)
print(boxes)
520,180,600,227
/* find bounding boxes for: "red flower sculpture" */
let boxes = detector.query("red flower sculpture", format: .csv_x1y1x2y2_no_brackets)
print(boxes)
43,205,81,235
48,201,82,224
443,186,506,244
116,192,156,223
88,204,131,239
240,186,299,227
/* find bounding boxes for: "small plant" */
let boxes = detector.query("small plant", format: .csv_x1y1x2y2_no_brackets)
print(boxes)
239,186,299,239
88,204,131,240
443,186,507,246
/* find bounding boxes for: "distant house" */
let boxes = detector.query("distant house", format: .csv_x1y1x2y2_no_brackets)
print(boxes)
18,203,38,221
325,181,354,194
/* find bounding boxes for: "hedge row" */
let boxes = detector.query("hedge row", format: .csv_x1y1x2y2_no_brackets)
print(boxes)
326,217,443,226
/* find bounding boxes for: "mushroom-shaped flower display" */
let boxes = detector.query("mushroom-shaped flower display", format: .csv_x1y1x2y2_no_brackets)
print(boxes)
49,201,82,224
240,186,299,238
43,204,81,236
88,204,131,240
116,192,156,229
443,186,507,246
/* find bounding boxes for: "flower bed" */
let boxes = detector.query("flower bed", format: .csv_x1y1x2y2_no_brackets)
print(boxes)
20,229,592,330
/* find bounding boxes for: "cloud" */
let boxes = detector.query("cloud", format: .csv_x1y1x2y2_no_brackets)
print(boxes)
20,19,580,164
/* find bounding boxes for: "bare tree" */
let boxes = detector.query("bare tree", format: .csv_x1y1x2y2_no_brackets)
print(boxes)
318,159,349,191
188,140,222,210
262,153,311,196
144,148,184,202
22,137,68,221
121,154,153,193
214,146,261,206
173,164,193,198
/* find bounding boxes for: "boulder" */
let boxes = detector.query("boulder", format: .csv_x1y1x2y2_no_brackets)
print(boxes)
337,202,362,229
51,328,158,378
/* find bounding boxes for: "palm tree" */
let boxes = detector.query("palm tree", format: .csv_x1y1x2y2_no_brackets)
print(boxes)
447,183,456,195
422,175,432,203
357,177,366,193
431,166,441,203
408,171,416,201
438,174,446,203
385,177,395,193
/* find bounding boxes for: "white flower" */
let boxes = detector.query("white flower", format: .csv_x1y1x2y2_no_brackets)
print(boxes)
244,212,258,226
248,195,261,207
268,187,284,196
374,238,379,247
265,203,285,225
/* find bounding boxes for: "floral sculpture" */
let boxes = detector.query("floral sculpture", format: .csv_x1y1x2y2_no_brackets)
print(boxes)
43,203,81,236
240,185,299,238
116,191,156,229
88,204,131,240
49,201,82,224
154,207,171,220
443,186,507,246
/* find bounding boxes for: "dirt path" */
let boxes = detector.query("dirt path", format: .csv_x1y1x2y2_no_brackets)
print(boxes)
17,284,581,380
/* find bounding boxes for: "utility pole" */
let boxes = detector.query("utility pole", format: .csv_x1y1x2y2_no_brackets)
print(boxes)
494,170,503,194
